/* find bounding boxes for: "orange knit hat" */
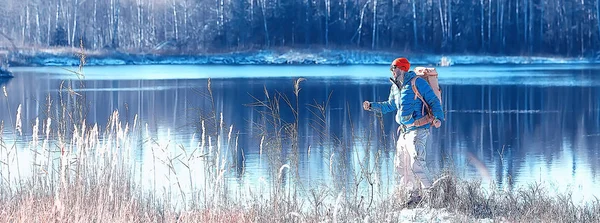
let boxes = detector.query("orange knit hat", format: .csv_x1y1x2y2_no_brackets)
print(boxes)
391,57,410,72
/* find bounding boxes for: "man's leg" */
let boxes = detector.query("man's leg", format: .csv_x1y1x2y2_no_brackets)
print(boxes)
405,128,431,189
395,133,414,190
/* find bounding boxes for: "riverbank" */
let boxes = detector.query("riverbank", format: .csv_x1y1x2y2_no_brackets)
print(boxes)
7,47,598,67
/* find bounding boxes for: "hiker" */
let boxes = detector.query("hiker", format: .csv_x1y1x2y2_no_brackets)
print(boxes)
362,57,444,194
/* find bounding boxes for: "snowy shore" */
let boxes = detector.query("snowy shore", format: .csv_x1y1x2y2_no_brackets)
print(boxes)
8,49,598,67
0,67,13,77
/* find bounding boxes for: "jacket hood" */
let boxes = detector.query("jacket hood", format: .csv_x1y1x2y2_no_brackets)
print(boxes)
401,71,417,85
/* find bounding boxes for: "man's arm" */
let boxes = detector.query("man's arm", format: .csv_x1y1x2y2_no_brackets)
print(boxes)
415,78,444,121
370,85,397,114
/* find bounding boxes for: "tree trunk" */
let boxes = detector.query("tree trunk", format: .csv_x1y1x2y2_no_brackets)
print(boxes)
325,0,330,46
355,0,370,46
36,3,41,45
151,1,156,44
261,0,269,46
135,0,140,48
528,0,533,54
581,22,585,55
47,7,52,45
304,0,309,44
481,0,484,49
26,3,30,44
597,0,600,47
488,0,491,50
524,0,528,49
71,0,78,47
411,0,418,47
220,0,224,35
112,0,120,48
539,0,544,53
421,0,425,43
496,0,500,46
438,0,444,47
172,0,179,41
448,0,452,45
110,0,114,45
371,0,377,50
184,0,188,38
163,1,168,41
56,0,60,30
516,0,519,48
21,14,26,45
501,0,505,49
93,0,98,48
66,1,71,46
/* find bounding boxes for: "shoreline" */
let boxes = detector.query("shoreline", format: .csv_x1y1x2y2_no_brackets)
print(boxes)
6,48,599,67
0,66,13,77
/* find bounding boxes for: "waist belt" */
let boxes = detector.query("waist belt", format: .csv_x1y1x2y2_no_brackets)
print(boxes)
397,115,434,134
408,115,434,128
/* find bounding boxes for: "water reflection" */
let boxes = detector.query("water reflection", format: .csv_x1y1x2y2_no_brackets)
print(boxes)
1,65,599,203
439,85,600,195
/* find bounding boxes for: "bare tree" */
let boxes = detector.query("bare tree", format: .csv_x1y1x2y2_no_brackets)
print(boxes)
172,0,179,41
353,0,370,47
371,0,377,49
71,0,79,47
411,0,418,47
112,0,120,48
481,0,485,49
325,0,330,46
0,0,597,57
35,1,41,45
261,0,269,46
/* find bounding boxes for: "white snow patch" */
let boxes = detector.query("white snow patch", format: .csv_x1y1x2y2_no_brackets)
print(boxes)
390,208,492,223
21,50,599,66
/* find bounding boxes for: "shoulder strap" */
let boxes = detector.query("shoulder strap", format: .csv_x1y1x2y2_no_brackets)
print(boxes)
411,76,432,115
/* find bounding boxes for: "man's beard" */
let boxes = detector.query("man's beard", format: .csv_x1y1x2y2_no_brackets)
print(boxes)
390,74,404,89
393,74,404,85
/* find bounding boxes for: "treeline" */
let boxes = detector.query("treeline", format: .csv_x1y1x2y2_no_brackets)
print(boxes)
0,0,599,56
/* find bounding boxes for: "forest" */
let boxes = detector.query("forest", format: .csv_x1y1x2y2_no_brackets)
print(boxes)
0,0,599,57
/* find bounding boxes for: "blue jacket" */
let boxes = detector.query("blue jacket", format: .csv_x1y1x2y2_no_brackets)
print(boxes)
371,71,444,131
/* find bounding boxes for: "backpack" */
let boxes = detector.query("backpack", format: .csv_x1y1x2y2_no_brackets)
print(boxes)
408,67,442,128
412,67,442,106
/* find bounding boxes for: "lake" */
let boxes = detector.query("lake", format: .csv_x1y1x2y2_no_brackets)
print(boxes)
1,64,599,204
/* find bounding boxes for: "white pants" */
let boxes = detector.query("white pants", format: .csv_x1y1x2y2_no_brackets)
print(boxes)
395,128,431,190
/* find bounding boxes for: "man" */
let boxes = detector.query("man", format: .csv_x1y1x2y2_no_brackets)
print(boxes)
362,57,444,195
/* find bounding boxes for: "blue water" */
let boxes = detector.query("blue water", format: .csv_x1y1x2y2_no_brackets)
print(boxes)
2,64,599,203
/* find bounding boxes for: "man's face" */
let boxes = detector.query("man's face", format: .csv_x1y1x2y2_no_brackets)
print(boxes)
390,66,405,82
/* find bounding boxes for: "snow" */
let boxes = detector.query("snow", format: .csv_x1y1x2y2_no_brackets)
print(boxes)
0,66,13,78
17,49,600,67
390,208,492,223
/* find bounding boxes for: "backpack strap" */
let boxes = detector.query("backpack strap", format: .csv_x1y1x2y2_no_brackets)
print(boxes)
409,76,434,127
411,77,431,115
